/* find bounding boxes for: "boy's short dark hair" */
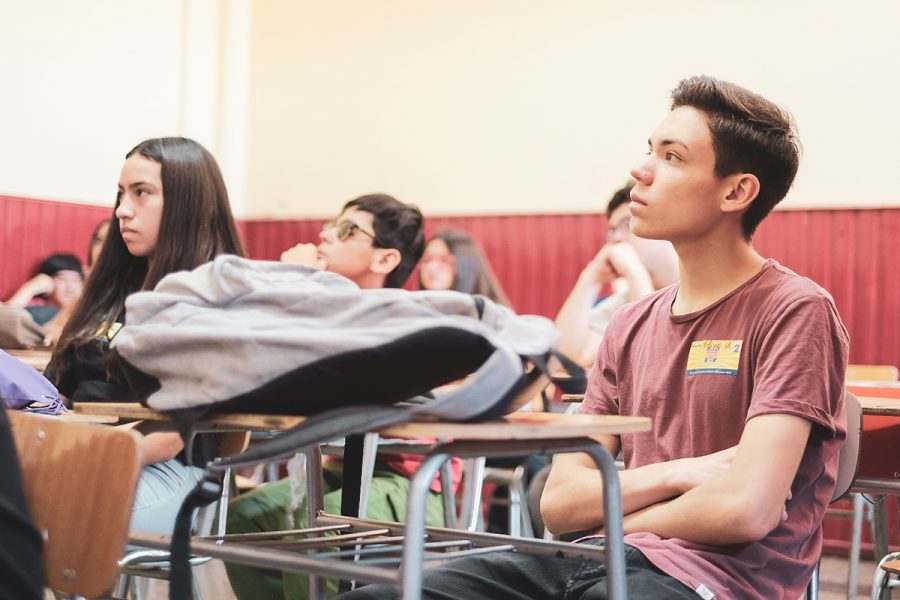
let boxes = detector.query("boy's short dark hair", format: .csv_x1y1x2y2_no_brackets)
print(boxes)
39,254,83,278
343,193,425,288
671,75,801,239
606,182,635,219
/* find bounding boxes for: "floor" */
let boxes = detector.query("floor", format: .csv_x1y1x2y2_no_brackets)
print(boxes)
819,555,879,599
125,554,882,599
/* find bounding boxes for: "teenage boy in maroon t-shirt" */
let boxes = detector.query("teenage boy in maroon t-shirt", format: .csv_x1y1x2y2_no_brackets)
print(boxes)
342,76,849,600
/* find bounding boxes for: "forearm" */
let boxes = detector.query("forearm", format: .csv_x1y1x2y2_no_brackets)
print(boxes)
541,455,684,535
137,431,185,467
6,285,38,307
554,275,601,362
622,478,777,545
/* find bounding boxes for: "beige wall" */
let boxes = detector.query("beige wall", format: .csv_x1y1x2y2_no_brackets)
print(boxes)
1,1,898,217
0,0,251,213
246,0,900,217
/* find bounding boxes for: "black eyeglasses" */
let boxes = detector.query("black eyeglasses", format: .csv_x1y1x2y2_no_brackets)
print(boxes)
323,219,382,245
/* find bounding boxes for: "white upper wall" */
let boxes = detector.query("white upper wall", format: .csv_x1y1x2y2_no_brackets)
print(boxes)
246,0,900,217
1,0,898,217
0,0,251,213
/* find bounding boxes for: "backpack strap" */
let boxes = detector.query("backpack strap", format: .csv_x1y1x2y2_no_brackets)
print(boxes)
169,474,223,600
526,350,587,395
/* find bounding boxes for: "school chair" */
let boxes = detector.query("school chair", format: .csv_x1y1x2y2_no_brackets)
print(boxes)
806,391,863,599
112,431,249,600
9,411,141,599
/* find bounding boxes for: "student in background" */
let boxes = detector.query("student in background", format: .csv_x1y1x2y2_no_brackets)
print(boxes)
5,253,84,326
86,218,111,276
45,136,244,541
419,230,512,307
41,219,111,346
227,193,432,600
419,229,533,534
555,183,679,367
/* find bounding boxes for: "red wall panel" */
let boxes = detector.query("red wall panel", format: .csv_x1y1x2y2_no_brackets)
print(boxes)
4,194,900,556
5,197,899,369
243,208,900,368
0,195,111,300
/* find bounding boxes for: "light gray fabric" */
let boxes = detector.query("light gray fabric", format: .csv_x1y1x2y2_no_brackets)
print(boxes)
112,255,557,415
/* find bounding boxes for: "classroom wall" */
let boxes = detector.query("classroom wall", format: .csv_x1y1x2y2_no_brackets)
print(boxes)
241,207,900,370
0,0,252,215
244,0,900,217
1,1,898,218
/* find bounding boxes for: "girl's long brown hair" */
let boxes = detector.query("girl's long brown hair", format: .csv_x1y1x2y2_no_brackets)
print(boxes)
420,230,513,309
50,137,245,383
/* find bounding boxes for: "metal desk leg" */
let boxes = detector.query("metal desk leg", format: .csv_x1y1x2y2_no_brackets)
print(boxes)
359,432,380,519
458,457,486,532
872,498,891,563
304,446,327,600
439,460,457,529
583,445,627,600
400,452,452,600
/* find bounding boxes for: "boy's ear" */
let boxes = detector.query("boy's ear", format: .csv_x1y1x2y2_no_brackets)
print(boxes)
370,248,401,275
721,173,760,214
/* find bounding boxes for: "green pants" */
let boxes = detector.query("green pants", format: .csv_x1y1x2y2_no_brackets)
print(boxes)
226,463,446,600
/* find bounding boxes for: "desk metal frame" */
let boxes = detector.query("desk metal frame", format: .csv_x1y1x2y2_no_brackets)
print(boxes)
75,404,644,600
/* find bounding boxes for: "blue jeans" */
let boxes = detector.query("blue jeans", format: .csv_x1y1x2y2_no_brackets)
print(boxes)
338,538,698,600
130,459,205,543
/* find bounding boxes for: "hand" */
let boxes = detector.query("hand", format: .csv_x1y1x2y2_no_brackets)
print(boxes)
41,302,74,346
41,316,65,346
667,446,737,494
280,243,326,270
605,243,646,279
581,246,617,285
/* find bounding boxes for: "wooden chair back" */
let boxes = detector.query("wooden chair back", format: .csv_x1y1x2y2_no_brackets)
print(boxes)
216,430,251,457
9,412,141,598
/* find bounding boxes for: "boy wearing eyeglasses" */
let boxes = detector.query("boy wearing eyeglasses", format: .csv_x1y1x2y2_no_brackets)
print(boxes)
226,192,430,600
280,193,424,290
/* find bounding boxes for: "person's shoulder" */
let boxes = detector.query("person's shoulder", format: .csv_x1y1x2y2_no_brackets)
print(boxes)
606,283,677,330
759,260,836,306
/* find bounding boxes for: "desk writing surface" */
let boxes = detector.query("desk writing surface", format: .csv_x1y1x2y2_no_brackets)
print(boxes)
74,403,307,431
4,348,52,372
858,396,900,417
74,403,650,439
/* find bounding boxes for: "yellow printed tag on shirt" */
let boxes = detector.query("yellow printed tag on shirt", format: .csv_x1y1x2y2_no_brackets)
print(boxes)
96,322,123,341
687,340,743,376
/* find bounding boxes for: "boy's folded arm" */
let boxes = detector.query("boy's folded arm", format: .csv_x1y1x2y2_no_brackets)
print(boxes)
621,413,811,545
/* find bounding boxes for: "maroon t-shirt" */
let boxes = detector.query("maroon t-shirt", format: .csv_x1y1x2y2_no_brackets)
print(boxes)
580,260,848,600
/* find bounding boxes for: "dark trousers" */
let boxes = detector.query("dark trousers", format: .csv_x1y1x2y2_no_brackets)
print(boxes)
338,539,698,600
0,407,44,600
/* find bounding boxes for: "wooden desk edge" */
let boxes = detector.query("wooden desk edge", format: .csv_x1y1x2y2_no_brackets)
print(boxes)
74,402,651,438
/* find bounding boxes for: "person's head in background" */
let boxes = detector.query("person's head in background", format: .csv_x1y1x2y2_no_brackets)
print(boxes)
53,137,244,365
86,219,111,274
419,230,512,308
37,254,84,308
604,182,679,290
285,193,425,290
